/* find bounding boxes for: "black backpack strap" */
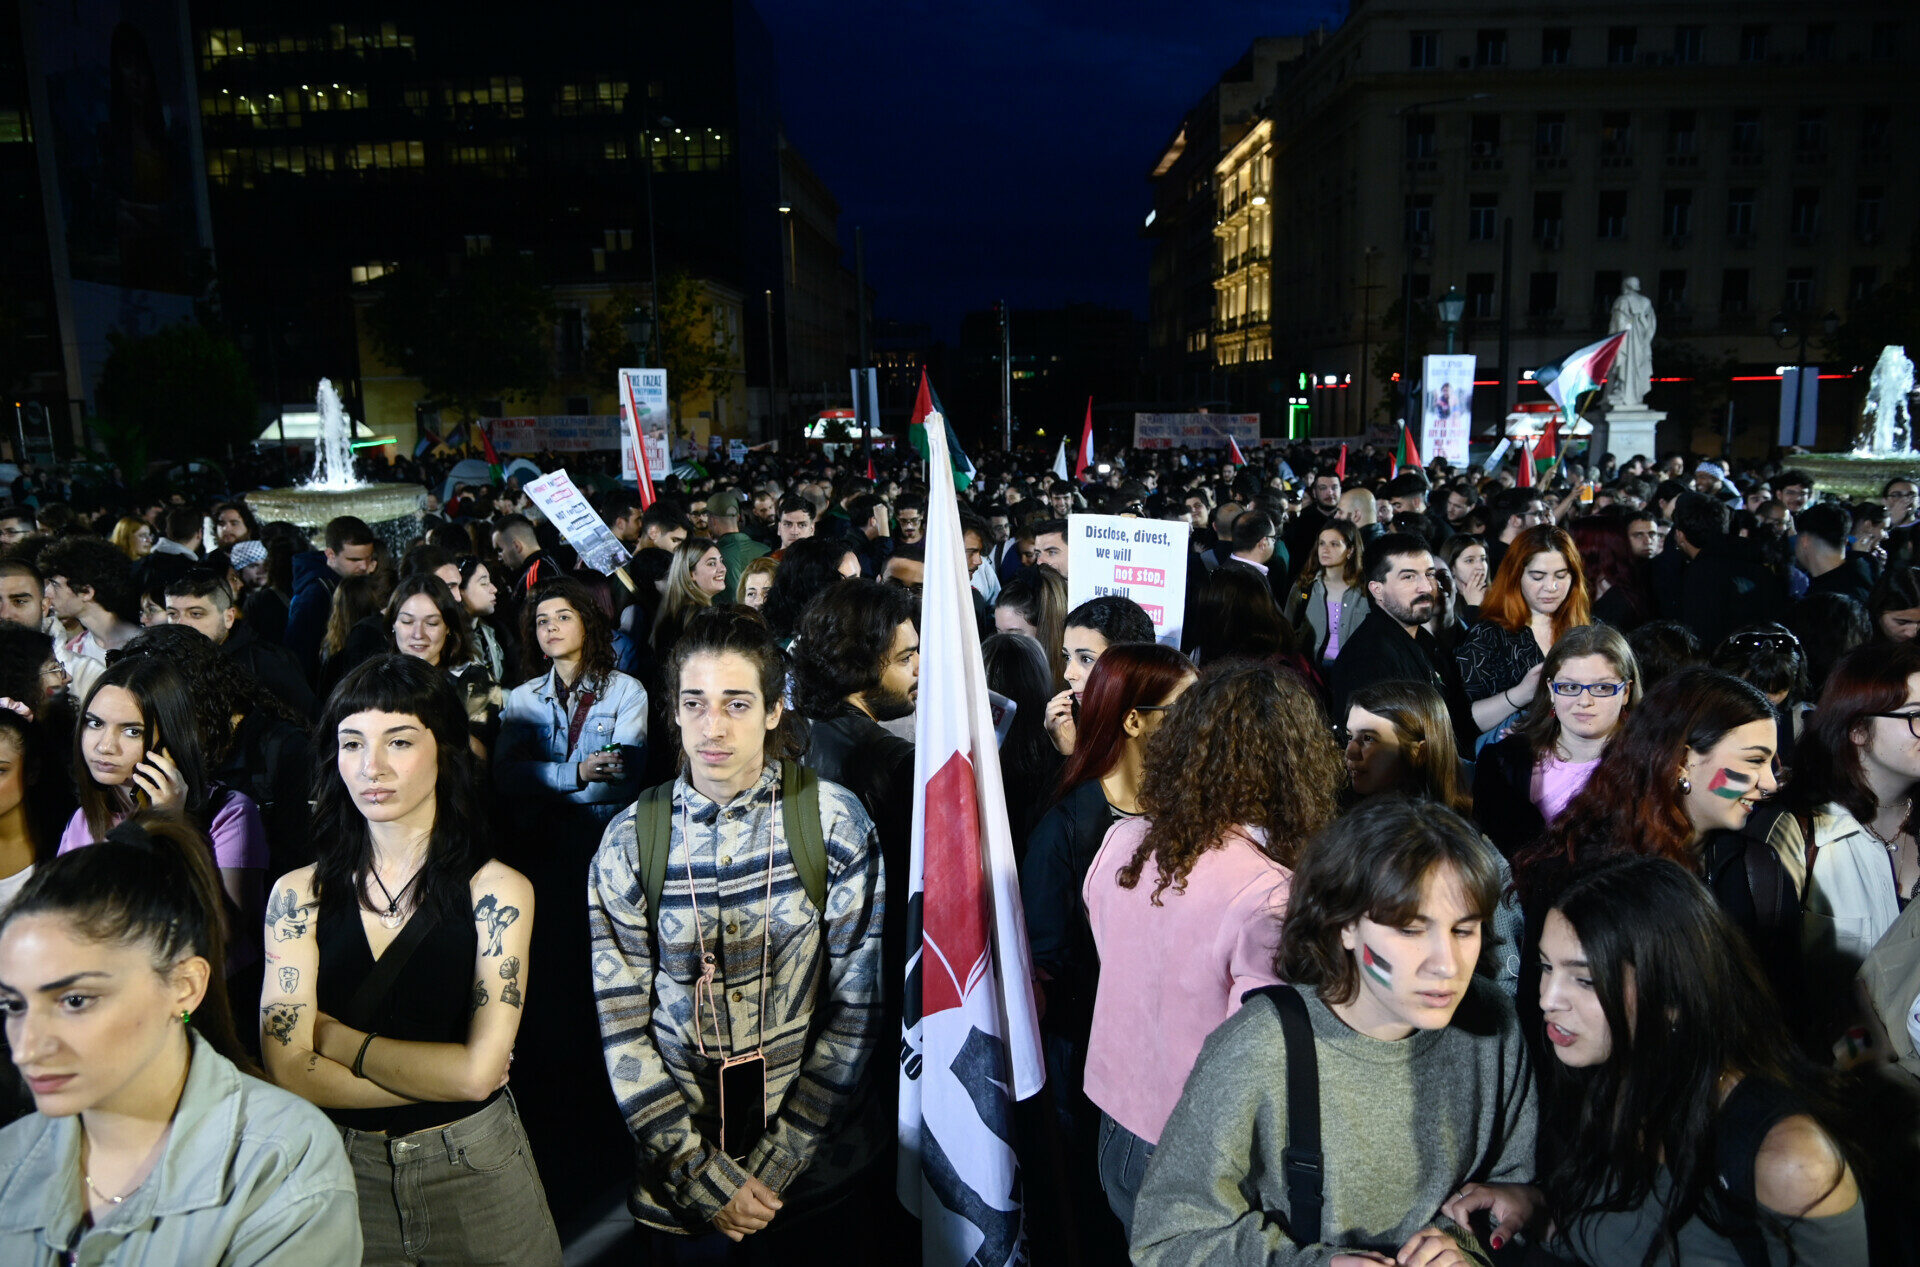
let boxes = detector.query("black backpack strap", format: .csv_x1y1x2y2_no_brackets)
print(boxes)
1714,1077,1801,1267
1246,984,1324,1246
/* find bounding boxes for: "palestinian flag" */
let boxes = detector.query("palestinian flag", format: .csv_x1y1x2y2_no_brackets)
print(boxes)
1335,443,1348,480
1226,434,1247,466
478,422,503,482
1073,398,1094,480
1536,331,1626,425
1398,423,1422,471
908,369,975,491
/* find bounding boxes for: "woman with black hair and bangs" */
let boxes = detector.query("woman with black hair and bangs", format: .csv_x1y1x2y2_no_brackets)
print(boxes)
260,654,560,1265
1447,856,1866,1265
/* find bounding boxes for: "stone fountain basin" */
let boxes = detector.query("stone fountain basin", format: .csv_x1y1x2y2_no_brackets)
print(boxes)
246,484,425,554
1791,453,1920,501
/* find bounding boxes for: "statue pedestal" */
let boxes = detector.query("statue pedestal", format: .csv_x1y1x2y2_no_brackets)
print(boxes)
1591,407,1666,468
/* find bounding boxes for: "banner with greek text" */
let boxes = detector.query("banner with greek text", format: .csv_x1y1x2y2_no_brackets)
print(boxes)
1131,413,1260,450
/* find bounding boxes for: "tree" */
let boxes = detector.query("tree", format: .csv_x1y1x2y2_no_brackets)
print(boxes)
583,287,647,388
655,271,738,437
1647,338,1739,445
93,322,257,473
365,250,552,423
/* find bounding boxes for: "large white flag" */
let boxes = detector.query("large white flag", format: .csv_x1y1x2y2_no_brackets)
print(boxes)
900,410,1045,1265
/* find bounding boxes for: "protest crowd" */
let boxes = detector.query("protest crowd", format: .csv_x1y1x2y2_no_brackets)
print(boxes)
3,426,1920,1266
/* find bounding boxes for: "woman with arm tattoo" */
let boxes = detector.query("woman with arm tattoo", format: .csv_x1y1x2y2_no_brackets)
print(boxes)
259,654,559,1265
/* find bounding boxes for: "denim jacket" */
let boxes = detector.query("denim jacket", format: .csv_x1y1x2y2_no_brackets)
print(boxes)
0,1031,361,1266
496,666,648,818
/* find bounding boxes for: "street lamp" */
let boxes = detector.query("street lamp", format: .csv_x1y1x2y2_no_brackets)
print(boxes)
623,305,655,366
1768,307,1840,445
1437,286,1465,354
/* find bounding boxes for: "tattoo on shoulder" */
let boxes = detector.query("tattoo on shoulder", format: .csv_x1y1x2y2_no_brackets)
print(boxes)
278,966,299,994
473,894,520,956
261,1002,303,1047
498,955,522,1008
266,887,312,942
471,981,488,1015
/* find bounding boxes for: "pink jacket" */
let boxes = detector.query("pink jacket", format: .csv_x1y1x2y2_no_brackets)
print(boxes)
1081,816,1292,1144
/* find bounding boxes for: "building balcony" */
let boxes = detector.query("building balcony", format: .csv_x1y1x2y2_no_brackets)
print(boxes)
1600,154,1633,170
1730,151,1764,167
1533,155,1569,173
1665,153,1701,169
1469,156,1504,173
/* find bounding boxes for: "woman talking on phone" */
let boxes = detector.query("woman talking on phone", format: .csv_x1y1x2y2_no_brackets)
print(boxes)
59,657,268,998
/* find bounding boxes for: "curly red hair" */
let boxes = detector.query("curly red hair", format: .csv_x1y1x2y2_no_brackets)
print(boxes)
1480,524,1591,639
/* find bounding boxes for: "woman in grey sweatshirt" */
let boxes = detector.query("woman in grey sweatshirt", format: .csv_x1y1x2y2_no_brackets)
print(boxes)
1131,798,1537,1267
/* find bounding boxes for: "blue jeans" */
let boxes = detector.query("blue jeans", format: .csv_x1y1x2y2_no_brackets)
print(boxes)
1097,1111,1156,1236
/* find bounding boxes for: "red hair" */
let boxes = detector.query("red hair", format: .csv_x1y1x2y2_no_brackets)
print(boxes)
1481,524,1591,639
1054,644,1195,797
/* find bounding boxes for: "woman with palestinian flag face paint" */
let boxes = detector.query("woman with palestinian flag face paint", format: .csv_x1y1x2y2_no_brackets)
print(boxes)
1130,799,1538,1267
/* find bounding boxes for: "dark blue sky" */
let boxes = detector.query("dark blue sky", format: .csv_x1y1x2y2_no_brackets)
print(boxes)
757,0,1345,340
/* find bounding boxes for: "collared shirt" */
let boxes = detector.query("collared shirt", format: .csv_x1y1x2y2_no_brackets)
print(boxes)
1227,552,1269,575
497,665,648,815
0,1031,360,1266
589,759,884,1232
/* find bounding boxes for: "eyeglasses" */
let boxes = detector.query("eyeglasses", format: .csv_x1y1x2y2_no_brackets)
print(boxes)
1548,681,1628,698
1866,711,1920,738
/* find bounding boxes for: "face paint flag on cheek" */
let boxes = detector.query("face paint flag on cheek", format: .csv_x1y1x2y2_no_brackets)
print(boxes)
1706,767,1753,801
1362,943,1394,989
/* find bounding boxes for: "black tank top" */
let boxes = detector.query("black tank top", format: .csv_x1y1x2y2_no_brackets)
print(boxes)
317,866,500,1133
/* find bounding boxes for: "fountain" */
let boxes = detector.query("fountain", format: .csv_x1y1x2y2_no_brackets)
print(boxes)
245,379,425,552
1789,346,1919,499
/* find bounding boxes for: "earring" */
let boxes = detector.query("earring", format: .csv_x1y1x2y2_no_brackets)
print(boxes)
1677,773,1693,795
179,1009,192,1026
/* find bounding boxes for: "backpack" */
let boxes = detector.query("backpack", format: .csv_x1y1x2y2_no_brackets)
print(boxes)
1243,984,1327,1245
631,762,830,919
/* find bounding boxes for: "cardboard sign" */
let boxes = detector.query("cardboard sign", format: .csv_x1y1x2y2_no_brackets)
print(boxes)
618,368,670,486
524,468,632,577
1064,513,1191,648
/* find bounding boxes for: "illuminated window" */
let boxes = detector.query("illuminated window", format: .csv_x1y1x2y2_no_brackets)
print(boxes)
0,110,28,143
556,80,629,116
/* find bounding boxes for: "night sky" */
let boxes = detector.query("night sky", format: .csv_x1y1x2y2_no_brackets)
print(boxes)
758,0,1345,340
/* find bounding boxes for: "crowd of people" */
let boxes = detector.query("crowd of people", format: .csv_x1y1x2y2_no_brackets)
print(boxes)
0,435,1918,1264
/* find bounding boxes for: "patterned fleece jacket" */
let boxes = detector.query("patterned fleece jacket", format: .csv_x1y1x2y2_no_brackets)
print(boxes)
589,759,885,1233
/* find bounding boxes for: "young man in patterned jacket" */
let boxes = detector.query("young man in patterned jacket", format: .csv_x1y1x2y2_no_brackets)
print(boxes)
589,606,886,1261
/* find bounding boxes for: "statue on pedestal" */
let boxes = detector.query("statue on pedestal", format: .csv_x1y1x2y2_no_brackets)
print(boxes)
1603,276,1657,409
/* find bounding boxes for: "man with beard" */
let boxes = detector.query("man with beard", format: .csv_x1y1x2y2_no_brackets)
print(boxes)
1325,532,1476,750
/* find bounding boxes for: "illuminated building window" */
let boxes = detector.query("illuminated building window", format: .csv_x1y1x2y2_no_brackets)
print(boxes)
350,262,396,284
0,110,29,143
557,80,630,116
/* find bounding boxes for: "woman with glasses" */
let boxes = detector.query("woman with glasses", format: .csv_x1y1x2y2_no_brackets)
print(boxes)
1474,625,1640,860
1021,644,1195,1262
1456,525,1593,744
1081,667,1343,1235
1784,640,1920,1050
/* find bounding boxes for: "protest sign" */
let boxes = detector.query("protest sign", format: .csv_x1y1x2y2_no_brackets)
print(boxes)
493,415,622,453
618,368,670,487
1064,514,1190,648
524,468,632,577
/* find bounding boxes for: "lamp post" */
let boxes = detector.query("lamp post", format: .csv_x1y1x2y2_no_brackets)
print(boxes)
1767,307,1839,446
1437,286,1465,354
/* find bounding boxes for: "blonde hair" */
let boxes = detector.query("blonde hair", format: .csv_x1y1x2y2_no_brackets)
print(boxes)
109,517,150,560
652,536,718,650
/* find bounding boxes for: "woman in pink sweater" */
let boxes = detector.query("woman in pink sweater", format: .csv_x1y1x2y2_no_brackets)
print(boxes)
1082,665,1344,1235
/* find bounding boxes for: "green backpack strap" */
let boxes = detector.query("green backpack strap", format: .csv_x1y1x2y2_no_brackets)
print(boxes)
780,761,830,915
633,781,676,925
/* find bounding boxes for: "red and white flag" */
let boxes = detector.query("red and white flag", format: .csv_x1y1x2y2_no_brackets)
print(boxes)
1226,434,1247,466
899,410,1045,1265
1072,397,1094,480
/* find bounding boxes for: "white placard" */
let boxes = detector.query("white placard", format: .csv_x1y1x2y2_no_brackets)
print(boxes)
618,367,670,486
1421,354,1476,468
1064,513,1191,648
1131,413,1261,450
524,468,632,577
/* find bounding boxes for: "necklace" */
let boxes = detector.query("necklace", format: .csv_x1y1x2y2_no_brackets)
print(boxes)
367,862,424,929
84,1169,135,1206
1859,800,1920,901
